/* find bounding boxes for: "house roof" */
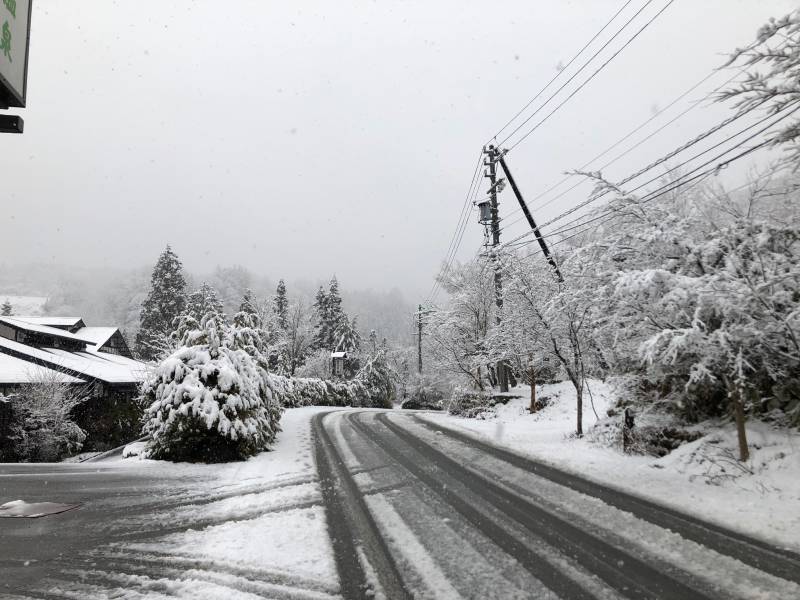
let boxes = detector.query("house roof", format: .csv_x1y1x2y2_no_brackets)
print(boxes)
11,316,84,329
74,327,119,349
0,353,84,385
0,337,148,385
0,317,97,345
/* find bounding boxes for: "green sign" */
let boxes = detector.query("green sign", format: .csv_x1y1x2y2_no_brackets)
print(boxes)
0,0,30,108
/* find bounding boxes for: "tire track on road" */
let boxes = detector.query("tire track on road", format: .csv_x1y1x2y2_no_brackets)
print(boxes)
347,413,598,599
363,412,715,599
413,414,800,585
312,411,411,600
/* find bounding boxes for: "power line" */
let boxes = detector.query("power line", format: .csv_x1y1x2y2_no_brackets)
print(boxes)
501,95,791,249
501,0,676,152
426,152,484,305
426,153,481,304
519,103,798,251
489,0,637,144
497,59,753,232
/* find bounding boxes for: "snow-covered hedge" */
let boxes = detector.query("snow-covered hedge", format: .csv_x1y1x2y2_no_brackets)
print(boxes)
266,351,395,409
266,374,357,408
141,313,282,463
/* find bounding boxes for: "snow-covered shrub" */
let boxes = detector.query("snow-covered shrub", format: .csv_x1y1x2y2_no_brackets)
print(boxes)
401,375,445,410
1,371,90,462
446,390,509,418
141,312,282,463
351,351,395,408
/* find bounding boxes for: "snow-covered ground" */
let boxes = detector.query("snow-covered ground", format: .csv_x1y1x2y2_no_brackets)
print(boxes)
75,406,341,599
421,380,800,552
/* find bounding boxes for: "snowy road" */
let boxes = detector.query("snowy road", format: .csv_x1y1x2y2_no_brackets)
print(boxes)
315,410,800,600
2,408,799,600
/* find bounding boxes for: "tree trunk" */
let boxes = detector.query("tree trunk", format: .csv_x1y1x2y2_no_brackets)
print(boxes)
733,387,750,462
529,361,536,414
576,383,583,437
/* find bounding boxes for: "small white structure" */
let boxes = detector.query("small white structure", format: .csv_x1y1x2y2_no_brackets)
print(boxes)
331,351,348,377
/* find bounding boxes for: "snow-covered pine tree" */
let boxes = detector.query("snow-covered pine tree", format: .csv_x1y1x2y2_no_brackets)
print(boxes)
327,276,346,345
135,245,187,360
335,316,362,353
273,280,289,331
239,288,258,315
312,286,330,350
186,282,224,322
1,299,12,316
230,309,283,428
141,309,281,463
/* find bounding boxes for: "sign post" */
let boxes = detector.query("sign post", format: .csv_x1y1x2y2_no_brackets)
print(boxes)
0,0,32,133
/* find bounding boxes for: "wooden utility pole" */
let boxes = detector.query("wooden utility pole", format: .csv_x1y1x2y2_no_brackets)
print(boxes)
484,144,509,393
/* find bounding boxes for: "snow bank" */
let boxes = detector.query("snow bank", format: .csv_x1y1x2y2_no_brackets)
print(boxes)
422,380,800,550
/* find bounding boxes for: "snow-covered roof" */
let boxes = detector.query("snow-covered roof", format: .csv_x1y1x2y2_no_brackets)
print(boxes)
331,351,348,358
11,316,84,329
0,337,148,385
74,327,119,349
0,353,84,385
0,317,97,345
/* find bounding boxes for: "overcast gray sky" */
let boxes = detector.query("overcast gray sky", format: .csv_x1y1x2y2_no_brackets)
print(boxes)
1,0,795,300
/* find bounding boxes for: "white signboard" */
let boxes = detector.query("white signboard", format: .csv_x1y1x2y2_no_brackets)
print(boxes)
0,0,31,107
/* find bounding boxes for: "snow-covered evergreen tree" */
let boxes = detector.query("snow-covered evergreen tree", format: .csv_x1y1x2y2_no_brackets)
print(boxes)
239,288,257,315
335,316,362,353
186,282,224,322
1,299,11,316
135,245,187,361
273,280,289,331
141,309,282,463
312,286,330,350
327,276,345,334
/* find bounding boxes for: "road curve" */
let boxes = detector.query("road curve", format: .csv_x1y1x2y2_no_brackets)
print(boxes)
313,409,800,600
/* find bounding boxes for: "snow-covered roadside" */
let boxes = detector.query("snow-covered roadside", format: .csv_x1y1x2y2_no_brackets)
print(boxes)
60,407,342,599
420,381,800,552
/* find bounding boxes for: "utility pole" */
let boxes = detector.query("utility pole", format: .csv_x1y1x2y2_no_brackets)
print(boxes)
497,152,563,282
483,144,509,393
417,304,423,375
413,305,433,375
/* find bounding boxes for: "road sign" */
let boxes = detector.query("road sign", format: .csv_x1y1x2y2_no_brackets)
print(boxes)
0,0,32,108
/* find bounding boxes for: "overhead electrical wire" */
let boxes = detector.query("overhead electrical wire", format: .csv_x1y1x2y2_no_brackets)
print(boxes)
500,94,789,250
496,57,759,233
500,0,677,152
434,166,487,302
514,103,800,253
489,0,637,145
426,152,484,305
540,142,769,252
